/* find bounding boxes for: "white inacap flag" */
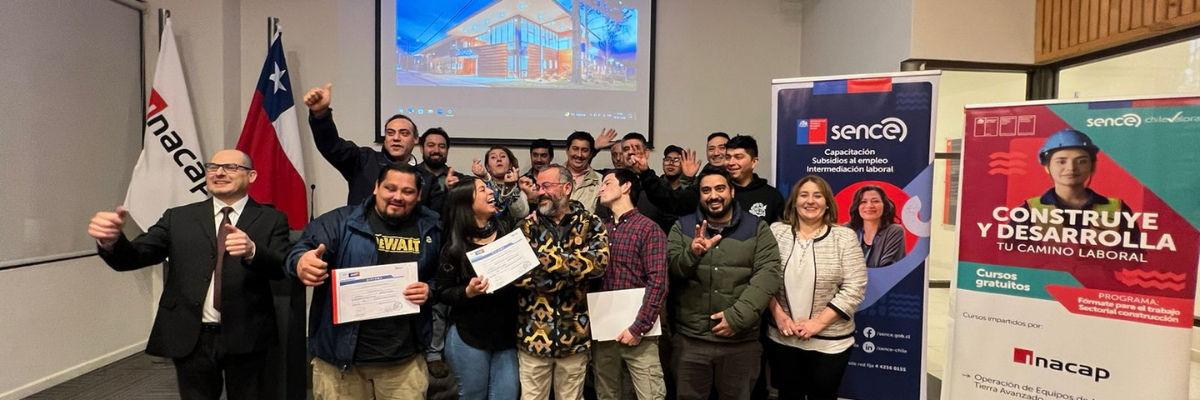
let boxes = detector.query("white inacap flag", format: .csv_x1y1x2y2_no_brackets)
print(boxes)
124,18,209,229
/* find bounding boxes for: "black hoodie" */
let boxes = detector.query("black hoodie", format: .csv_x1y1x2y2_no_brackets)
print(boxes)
733,174,785,223
640,170,784,223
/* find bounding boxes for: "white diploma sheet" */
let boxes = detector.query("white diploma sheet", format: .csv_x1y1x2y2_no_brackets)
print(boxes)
587,288,662,342
331,262,419,324
466,229,540,293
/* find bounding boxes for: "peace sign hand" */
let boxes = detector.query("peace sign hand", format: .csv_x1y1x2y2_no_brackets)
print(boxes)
690,220,723,257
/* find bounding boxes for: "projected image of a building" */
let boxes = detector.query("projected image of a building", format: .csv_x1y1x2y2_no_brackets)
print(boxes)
396,0,637,89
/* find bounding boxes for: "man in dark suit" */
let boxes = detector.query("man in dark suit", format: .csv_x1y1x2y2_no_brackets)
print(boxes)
88,149,291,400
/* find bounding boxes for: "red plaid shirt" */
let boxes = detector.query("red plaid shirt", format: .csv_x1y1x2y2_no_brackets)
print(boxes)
601,209,668,337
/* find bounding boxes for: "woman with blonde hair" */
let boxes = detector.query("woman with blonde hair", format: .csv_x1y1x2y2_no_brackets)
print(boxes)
767,175,867,400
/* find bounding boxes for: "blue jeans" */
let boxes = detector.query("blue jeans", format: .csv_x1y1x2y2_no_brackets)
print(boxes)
445,324,520,400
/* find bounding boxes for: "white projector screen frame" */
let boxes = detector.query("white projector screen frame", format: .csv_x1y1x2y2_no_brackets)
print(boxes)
0,0,145,270
376,0,655,147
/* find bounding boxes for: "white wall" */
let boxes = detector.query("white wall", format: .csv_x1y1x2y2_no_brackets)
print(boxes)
1058,38,1200,99
0,258,156,399
652,0,802,175
800,0,913,77
0,1,234,398
909,0,1036,64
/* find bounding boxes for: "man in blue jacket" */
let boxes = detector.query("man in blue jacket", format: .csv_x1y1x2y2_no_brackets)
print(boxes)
287,162,441,400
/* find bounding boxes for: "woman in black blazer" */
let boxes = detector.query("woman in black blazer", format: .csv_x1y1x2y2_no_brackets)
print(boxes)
845,185,907,268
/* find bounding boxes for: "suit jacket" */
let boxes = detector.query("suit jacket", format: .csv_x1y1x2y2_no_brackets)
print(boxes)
99,197,291,358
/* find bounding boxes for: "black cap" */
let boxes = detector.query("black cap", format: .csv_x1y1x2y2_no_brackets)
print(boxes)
663,145,683,156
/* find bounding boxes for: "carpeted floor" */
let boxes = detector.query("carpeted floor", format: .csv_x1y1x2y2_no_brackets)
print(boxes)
25,354,179,400
24,352,941,400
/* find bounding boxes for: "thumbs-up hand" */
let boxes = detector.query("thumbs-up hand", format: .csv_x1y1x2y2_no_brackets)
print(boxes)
445,167,460,187
89,206,128,250
223,224,255,258
297,243,329,286
303,83,332,115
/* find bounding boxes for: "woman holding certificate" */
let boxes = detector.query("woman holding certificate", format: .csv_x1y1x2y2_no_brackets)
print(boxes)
435,178,520,400
766,175,867,400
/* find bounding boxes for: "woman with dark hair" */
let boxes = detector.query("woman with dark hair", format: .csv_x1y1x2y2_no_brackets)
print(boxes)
472,146,529,218
767,175,866,400
435,177,520,400
845,185,907,268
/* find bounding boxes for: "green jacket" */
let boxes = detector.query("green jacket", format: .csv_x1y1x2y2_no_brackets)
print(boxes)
667,204,780,342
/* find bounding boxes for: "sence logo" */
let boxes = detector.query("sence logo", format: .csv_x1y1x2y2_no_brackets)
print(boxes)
1013,348,1110,382
1085,113,1141,127
830,117,908,142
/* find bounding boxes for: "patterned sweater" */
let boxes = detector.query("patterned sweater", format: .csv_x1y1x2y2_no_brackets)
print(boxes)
514,201,610,357
769,223,867,339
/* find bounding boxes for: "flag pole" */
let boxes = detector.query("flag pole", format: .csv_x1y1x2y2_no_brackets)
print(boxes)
267,17,279,46
158,9,170,49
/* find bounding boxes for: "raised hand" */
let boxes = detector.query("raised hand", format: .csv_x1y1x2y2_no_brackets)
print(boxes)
503,166,520,185
223,224,255,258
627,150,649,173
690,220,723,257
682,149,701,177
465,276,490,298
595,127,618,149
303,83,332,114
518,176,536,199
471,158,487,178
445,167,460,187
88,206,128,250
297,243,329,286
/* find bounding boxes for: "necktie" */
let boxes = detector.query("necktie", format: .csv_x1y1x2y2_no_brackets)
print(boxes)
214,207,232,312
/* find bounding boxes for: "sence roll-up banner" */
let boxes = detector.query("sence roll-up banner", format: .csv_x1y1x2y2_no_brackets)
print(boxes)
946,96,1200,400
771,71,937,400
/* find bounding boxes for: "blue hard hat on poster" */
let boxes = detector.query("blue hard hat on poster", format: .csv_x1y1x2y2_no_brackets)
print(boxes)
1038,129,1099,165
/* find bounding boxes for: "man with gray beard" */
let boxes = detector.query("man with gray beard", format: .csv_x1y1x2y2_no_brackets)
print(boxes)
513,164,610,400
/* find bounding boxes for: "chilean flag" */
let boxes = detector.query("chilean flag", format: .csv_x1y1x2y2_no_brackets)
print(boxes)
237,27,307,229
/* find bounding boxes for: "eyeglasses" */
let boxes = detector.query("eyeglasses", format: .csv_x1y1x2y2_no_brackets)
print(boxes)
538,182,567,191
204,163,253,173
662,157,681,164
